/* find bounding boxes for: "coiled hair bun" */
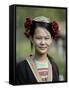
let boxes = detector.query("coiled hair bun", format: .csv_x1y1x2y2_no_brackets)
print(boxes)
24,16,59,40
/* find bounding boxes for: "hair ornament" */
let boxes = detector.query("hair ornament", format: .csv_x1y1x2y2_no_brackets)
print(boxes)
24,17,32,37
24,17,32,30
51,21,59,40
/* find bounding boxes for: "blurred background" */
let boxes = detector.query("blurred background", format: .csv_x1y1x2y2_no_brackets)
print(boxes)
16,6,67,81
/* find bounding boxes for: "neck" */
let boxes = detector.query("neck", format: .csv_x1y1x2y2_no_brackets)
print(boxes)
33,52,47,63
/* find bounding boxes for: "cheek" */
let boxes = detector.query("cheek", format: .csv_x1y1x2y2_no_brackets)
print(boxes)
32,38,52,47
46,39,52,46
32,39,40,47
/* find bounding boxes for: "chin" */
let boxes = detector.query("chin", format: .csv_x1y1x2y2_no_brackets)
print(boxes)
37,50,48,55
39,51,47,55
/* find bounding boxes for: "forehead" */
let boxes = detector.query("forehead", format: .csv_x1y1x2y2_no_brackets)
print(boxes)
34,27,51,37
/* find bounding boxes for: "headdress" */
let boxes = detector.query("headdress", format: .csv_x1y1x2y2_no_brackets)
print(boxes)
24,16,59,40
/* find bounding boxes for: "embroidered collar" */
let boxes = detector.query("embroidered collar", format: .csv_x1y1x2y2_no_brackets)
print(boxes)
25,54,52,82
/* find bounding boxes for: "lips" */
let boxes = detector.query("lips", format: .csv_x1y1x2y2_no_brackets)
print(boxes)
39,47,47,49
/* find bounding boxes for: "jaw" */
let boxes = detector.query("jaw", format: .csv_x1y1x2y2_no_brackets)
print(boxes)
35,47,48,55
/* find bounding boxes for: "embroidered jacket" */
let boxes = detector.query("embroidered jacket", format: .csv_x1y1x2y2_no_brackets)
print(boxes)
15,55,59,85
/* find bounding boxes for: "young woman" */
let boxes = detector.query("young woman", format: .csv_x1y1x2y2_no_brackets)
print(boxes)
16,16,59,85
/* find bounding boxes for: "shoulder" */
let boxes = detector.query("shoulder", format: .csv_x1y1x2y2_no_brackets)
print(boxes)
16,58,28,69
16,55,32,69
47,54,58,69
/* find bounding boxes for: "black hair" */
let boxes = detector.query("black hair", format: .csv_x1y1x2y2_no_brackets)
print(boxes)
30,21,52,38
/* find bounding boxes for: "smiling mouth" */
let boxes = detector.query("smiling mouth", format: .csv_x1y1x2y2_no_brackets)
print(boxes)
39,47,47,49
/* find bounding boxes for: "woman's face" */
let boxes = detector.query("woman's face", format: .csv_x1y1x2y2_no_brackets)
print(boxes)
31,27,52,55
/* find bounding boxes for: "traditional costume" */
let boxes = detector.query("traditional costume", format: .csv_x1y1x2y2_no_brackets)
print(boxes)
16,54,59,85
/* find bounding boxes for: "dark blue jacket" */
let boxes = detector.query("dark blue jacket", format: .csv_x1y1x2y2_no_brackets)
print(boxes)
16,55,59,85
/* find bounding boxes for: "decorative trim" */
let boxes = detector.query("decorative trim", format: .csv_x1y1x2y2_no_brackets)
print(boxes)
26,56,42,82
25,55,52,82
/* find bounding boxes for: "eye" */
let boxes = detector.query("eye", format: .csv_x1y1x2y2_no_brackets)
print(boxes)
45,37,50,40
36,37,42,39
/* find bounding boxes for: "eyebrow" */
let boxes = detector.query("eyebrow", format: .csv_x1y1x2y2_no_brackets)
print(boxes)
34,35,50,38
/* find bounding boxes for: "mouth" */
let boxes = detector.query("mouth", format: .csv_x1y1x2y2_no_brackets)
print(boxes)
39,47,47,49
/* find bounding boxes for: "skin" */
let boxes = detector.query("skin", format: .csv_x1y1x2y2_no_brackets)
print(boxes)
31,27,53,63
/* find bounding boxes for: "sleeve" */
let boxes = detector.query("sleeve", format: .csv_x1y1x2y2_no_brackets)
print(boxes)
52,61,59,82
15,61,27,85
47,54,59,82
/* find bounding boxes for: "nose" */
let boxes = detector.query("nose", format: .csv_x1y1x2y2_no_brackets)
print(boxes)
40,39,46,45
